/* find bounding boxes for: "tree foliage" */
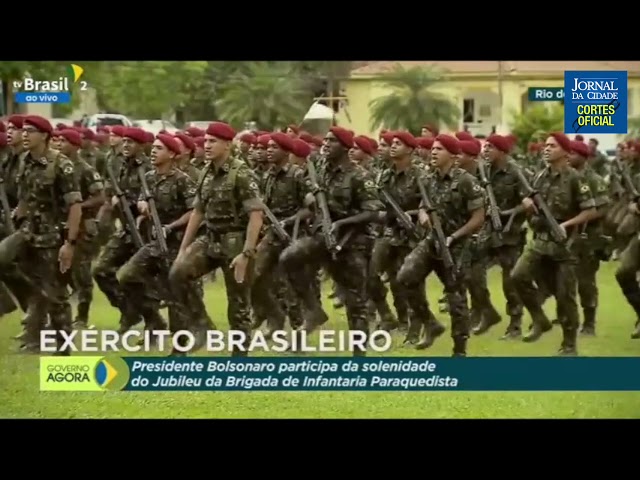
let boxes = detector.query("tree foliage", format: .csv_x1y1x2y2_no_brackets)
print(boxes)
508,104,564,151
368,64,460,135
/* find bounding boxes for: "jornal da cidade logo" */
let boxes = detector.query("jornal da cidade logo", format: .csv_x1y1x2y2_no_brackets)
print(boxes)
13,64,87,105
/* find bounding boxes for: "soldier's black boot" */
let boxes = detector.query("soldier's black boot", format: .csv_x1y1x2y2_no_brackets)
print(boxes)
403,317,423,345
558,326,578,356
396,306,409,332
469,309,482,329
416,315,445,350
301,305,328,334
631,319,640,340
169,333,188,357
500,316,522,340
580,307,596,336
72,302,91,329
265,315,286,340
452,336,467,357
377,302,398,332
523,310,553,343
473,306,501,335
53,327,72,356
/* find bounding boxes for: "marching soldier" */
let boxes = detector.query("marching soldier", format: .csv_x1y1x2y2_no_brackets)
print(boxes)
174,133,200,181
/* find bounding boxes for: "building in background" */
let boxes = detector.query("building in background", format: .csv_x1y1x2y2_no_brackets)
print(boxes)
336,61,640,138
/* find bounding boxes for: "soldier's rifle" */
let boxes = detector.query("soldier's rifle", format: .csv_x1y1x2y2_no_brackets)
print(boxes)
616,159,640,202
306,158,341,257
106,161,144,249
262,202,291,243
377,185,420,240
137,166,168,255
477,158,502,232
513,166,567,243
416,175,456,282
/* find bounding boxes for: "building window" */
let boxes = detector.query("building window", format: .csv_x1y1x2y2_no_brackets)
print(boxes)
463,98,475,123
479,105,491,117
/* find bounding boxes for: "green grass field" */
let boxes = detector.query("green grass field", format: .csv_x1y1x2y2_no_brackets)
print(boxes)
1,261,639,419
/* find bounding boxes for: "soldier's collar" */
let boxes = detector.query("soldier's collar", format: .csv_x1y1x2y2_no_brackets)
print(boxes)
437,164,455,179
273,162,289,174
329,159,351,173
158,167,176,177
26,148,49,165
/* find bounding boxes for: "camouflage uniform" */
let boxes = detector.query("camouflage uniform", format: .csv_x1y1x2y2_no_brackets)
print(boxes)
0,146,32,317
473,160,528,338
179,162,200,182
168,157,262,356
397,167,485,356
252,162,306,335
96,148,126,245
0,148,81,352
190,156,206,170
373,164,440,345
614,167,640,339
118,168,199,337
80,146,97,170
510,166,595,354
69,153,104,327
92,154,165,331
280,159,384,356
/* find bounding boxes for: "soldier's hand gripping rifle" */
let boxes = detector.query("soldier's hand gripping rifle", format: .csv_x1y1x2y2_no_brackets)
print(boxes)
514,166,567,243
137,166,168,255
478,158,502,232
107,161,144,249
306,158,340,257
0,175,14,234
416,175,456,282
378,184,420,241
262,202,291,243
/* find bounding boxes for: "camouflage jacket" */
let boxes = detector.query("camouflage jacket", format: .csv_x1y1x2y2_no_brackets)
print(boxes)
1,147,27,211
528,165,594,256
574,165,609,245
70,153,104,240
486,159,528,246
589,150,610,180
263,162,306,221
17,148,82,248
194,156,262,236
253,164,270,193
104,148,125,195
178,162,200,182
420,166,484,239
80,147,97,169
378,162,427,245
114,154,151,233
139,167,196,249
190,156,206,170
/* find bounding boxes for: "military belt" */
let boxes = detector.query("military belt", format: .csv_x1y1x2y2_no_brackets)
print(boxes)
206,229,244,242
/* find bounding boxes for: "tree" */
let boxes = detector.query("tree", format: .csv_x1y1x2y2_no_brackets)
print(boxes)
214,62,313,130
368,64,460,135
508,104,564,151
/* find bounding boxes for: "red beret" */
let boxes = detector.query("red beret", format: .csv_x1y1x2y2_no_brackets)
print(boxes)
570,140,589,158
239,133,257,145
56,123,67,130
0,132,7,147
59,129,83,147
206,122,235,141
175,133,195,152
122,127,147,144
486,134,511,154
270,132,295,153
51,129,61,137
434,134,461,155
353,135,375,155
417,136,434,149
193,136,205,148
459,140,481,157
366,137,378,150
506,134,517,144
311,135,323,147
111,126,126,137
330,126,354,149
422,124,439,135
287,124,299,134
0,121,5,133
81,128,96,141
299,132,314,143
96,133,108,143
291,138,311,158
575,135,584,142
159,129,168,135
393,131,418,149
257,134,271,147
186,127,205,137
632,141,640,153
549,132,571,152
7,115,24,129
455,131,474,142
379,131,394,145
156,134,181,155
528,142,541,152
145,131,155,143
24,115,52,134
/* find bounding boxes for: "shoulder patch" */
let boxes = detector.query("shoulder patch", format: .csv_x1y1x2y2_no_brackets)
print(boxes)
93,172,101,181
63,163,74,175
249,181,259,190
364,180,375,189
580,184,590,193
473,184,482,192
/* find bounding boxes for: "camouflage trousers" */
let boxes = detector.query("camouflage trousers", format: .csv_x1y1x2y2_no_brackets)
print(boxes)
363,237,395,326
0,231,72,348
467,244,524,329
118,241,207,334
615,235,640,321
372,238,436,335
169,234,252,356
511,242,579,345
0,224,31,316
93,233,165,330
280,233,370,355
69,238,99,323
251,236,303,333
397,238,471,341
370,237,410,326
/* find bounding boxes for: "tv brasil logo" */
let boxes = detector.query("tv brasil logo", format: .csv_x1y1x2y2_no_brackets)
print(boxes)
40,355,130,391
14,64,87,105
